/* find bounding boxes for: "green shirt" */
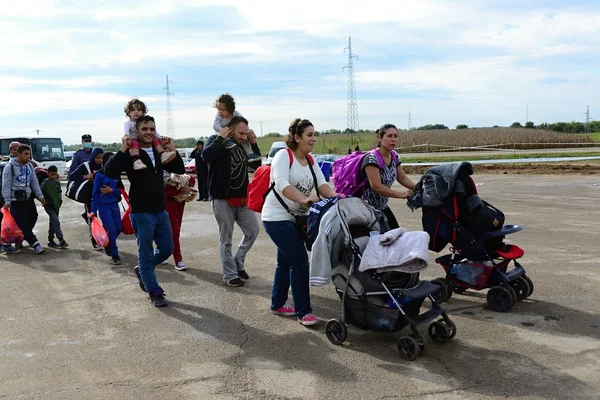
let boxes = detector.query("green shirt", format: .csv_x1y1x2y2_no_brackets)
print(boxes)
41,179,62,210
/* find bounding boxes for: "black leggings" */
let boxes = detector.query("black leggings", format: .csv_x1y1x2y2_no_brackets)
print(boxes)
10,197,39,246
382,206,399,230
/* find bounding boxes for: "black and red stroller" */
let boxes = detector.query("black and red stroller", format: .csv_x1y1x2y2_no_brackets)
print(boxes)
408,162,533,312
313,197,456,360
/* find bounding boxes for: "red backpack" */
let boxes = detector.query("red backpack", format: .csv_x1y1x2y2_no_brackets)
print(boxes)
248,148,315,213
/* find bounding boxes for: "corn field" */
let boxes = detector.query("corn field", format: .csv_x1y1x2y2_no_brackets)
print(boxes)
306,128,597,154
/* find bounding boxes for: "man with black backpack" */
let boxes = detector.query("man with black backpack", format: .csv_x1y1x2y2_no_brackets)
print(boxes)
202,116,261,287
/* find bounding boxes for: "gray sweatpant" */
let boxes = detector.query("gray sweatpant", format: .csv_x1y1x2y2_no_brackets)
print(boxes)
212,199,259,281
44,207,64,240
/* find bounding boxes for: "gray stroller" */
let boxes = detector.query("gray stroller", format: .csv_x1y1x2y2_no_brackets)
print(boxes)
322,198,456,360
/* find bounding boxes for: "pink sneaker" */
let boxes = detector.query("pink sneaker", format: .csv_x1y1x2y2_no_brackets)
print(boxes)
271,304,295,316
298,313,319,326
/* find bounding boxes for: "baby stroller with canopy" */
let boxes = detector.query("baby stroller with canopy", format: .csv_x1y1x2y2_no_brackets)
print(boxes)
408,162,533,312
317,197,456,361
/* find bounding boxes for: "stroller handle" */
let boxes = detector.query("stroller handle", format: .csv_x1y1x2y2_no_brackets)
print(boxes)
481,224,523,239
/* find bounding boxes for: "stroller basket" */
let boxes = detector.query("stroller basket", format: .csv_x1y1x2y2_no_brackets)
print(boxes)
338,293,424,333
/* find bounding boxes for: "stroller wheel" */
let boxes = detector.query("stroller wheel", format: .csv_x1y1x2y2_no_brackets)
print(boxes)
502,283,517,304
510,277,531,301
522,274,534,297
446,277,468,294
325,319,347,345
443,319,457,340
397,336,421,361
487,285,515,312
428,321,451,343
430,278,451,303
409,333,426,353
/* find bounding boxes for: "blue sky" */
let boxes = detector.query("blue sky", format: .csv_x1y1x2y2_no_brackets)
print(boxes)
1,0,599,145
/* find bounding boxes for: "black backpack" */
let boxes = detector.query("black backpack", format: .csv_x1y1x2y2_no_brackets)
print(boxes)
459,195,505,251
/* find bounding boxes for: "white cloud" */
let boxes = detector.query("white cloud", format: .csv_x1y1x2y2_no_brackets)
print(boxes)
1,0,599,142
2,76,129,90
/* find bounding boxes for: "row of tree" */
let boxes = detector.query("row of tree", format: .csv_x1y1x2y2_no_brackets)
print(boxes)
509,120,600,133
64,137,205,152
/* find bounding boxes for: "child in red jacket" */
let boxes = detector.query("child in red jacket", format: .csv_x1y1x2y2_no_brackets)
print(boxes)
163,172,197,270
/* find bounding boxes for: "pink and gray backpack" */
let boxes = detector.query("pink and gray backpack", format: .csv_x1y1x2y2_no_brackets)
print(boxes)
332,150,398,197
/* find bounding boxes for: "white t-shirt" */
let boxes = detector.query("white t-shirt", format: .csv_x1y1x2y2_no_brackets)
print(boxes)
261,148,327,222
124,120,162,140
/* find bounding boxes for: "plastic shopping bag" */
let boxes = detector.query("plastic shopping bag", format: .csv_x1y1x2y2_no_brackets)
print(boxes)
0,208,24,244
119,189,134,235
90,215,109,247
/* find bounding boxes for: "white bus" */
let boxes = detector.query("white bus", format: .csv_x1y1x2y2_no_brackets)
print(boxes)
0,136,67,177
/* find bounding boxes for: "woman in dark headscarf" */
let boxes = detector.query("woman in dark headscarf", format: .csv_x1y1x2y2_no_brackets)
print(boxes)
70,147,105,249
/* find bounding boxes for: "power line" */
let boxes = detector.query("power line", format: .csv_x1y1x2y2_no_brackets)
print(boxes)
343,36,359,142
584,105,592,133
163,75,174,137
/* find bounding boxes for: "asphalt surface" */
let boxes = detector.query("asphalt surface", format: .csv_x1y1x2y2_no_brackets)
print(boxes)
1,174,599,399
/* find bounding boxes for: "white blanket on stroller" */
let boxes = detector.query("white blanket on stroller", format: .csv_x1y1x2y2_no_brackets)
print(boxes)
358,228,430,273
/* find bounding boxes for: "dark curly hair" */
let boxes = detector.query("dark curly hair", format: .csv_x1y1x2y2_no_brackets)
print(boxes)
124,98,148,117
286,118,314,151
213,93,236,114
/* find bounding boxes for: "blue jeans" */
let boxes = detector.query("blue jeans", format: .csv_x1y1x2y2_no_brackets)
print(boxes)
130,211,173,293
98,204,122,257
263,220,311,318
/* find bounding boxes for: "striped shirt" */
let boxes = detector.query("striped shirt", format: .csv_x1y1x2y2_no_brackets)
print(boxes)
213,110,243,133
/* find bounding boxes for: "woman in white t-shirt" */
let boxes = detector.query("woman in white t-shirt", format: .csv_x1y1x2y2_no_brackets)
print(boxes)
262,118,336,327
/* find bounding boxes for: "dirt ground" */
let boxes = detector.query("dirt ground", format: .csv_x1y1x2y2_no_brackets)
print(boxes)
1,172,599,399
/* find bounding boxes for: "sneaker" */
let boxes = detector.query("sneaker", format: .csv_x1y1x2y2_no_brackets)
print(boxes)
247,154,262,164
271,304,296,316
238,270,249,280
33,244,45,254
154,249,168,264
15,242,24,250
133,266,147,292
92,244,103,251
133,159,147,170
174,261,187,271
149,289,168,307
160,151,176,164
111,256,122,265
58,239,69,249
298,313,319,326
2,245,21,254
224,138,236,150
226,278,245,287
47,240,59,248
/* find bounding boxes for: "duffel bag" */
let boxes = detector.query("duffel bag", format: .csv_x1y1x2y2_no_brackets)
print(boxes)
66,163,93,203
